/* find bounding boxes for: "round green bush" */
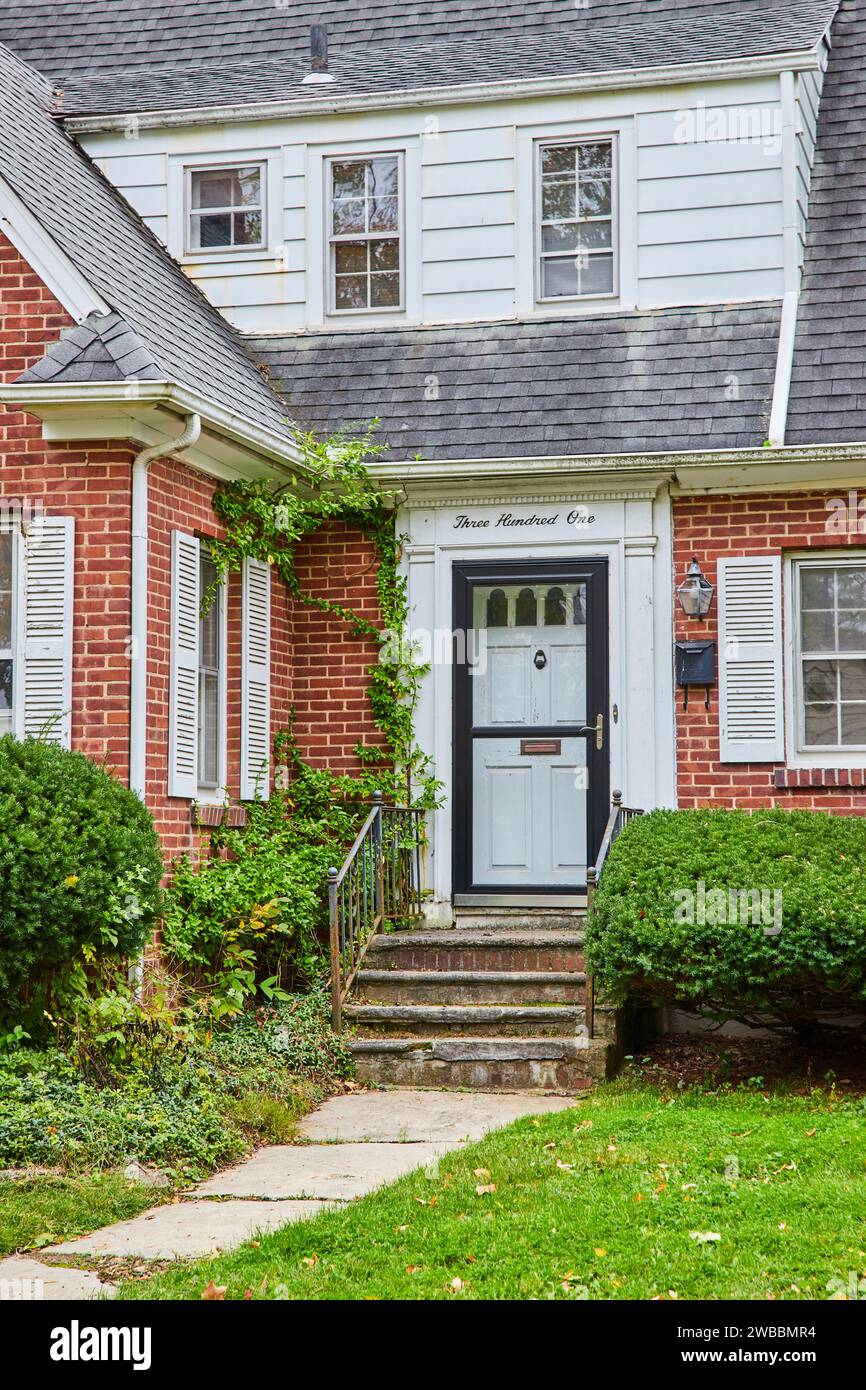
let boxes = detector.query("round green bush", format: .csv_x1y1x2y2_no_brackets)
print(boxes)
0,735,163,1021
585,808,866,1033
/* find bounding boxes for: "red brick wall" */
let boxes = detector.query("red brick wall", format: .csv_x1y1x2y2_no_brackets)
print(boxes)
290,522,386,775
674,490,866,812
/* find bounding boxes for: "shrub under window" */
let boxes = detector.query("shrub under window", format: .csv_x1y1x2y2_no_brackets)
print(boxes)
585,808,866,1035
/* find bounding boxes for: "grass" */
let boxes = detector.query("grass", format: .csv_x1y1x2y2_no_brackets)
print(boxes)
0,1172,163,1255
117,1084,866,1301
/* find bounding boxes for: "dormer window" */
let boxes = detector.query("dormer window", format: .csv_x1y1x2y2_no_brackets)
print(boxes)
187,164,265,252
327,154,403,313
537,138,616,301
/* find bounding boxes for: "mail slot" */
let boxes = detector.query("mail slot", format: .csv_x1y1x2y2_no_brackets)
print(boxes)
521,739,561,756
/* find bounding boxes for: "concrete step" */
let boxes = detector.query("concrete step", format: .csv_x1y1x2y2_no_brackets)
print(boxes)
453,910,585,933
347,1035,611,1092
355,968,586,1006
365,930,585,974
344,1002,584,1037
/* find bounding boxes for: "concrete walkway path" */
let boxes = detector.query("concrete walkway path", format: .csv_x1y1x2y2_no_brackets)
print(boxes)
0,1089,577,1298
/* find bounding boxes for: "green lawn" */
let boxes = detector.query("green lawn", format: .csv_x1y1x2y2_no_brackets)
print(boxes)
0,1172,163,1255
117,1085,866,1301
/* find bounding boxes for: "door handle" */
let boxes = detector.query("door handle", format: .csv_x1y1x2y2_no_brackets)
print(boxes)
577,714,604,751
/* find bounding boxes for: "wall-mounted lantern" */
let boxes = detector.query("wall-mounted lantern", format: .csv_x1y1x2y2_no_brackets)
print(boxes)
676,556,715,620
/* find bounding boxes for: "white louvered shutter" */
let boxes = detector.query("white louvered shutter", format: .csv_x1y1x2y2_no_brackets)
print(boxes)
718,555,784,763
241,556,271,800
168,530,199,798
21,515,75,747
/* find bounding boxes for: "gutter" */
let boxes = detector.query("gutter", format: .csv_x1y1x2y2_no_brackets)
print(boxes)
0,380,307,474
61,48,824,134
129,413,201,799
768,70,802,447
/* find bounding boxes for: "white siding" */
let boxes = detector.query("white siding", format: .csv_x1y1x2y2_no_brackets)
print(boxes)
80,69,822,331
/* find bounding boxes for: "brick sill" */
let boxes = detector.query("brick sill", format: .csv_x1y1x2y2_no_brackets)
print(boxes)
774,768,866,790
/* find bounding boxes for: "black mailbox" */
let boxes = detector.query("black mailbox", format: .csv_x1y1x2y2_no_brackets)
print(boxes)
675,639,715,709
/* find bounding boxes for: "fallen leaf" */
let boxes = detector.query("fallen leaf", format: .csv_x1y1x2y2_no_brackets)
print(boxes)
243,1289,253,1301
556,1160,575,1172
201,1281,226,1301
302,1254,319,1268
806,1128,817,1138
449,1277,464,1293
594,1248,607,1258
405,1265,421,1275
689,1231,722,1244
475,1183,497,1196
474,1168,491,1180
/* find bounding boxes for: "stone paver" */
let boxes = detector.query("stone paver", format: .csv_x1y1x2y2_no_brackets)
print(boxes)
297,1089,578,1143
0,1254,114,1300
46,1199,335,1261
20,1087,578,1289
195,1141,452,1201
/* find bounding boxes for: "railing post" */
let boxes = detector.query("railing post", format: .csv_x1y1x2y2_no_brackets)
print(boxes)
372,790,385,923
585,865,596,1040
328,866,341,1033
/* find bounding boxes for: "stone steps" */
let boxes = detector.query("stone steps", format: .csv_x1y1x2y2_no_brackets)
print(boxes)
364,929,585,974
347,1035,611,1092
344,1002,585,1037
355,968,586,1006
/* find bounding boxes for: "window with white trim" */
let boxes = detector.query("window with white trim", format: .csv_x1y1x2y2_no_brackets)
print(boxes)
0,531,13,734
198,549,222,790
187,164,265,251
328,155,402,312
795,559,866,750
537,137,616,301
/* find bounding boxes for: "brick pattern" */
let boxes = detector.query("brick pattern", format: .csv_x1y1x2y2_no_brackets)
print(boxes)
674,490,866,812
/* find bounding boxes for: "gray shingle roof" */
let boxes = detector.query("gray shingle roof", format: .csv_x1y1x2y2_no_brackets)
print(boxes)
787,0,866,445
0,1,837,114
248,306,781,461
52,2,837,115
0,0,822,83
18,311,163,384
0,41,292,439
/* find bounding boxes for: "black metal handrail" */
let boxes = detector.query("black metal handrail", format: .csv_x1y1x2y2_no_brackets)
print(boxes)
327,791,424,1031
584,789,643,1037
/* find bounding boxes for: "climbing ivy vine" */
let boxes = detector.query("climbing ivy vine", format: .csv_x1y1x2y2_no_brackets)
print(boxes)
206,426,438,808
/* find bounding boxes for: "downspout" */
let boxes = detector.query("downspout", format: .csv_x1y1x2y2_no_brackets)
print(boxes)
129,413,201,798
768,70,801,447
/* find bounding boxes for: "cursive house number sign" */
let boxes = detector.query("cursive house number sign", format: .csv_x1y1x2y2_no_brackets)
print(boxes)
452,509,595,530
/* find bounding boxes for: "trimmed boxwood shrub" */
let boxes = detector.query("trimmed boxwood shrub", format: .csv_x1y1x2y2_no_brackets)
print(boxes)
0,735,163,1025
585,808,866,1033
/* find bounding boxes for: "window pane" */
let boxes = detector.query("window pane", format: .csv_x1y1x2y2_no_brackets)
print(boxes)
332,162,366,198
542,222,612,253
840,660,866,700
335,274,369,309
0,658,11,712
541,145,576,175
192,172,235,209
801,607,834,652
368,158,399,198
579,142,612,175
576,253,614,295
836,568,866,608
370,238,399,271
235,167,262,206
579,177,612,218
542,256,579,298
800,568,835,609
0,532,11,649
232,211,262,245
196,213,232,248
804,703,837,746
802,659,837,704
838,609,866,653
542,179,576,221
516,589,538,626
369,196,399,232
841,704,866,744
332,199,366,234
198,672,219,787
370,272,400,307
335,241,368,273
486,590,508,628
544,587,567,626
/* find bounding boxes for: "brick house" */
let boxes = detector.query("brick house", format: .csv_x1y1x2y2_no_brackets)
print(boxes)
0,0,862,919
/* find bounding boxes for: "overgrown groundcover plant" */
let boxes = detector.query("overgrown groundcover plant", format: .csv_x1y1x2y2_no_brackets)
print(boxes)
0,734,163,1034
163,756,380,1017
585,808,866,1034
